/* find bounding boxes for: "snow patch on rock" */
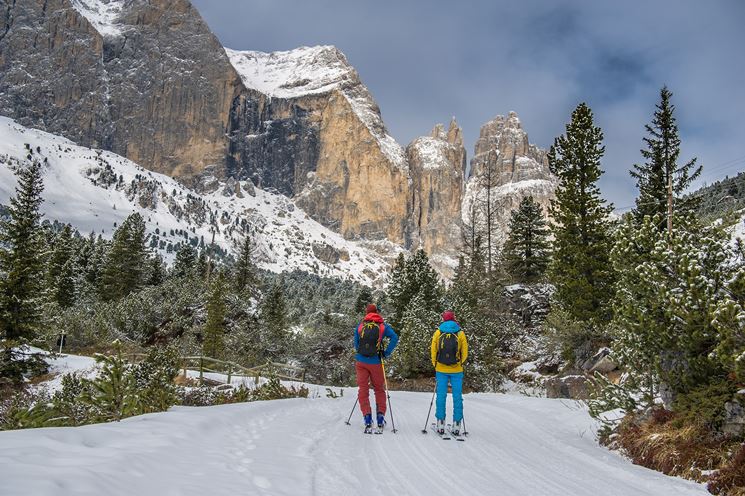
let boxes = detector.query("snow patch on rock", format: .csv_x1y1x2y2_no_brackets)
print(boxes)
70,0,125,37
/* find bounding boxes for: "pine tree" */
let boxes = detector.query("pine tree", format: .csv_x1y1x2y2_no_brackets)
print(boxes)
390,289,440,378
233,235,257,294
203,273,226,358
100,213,148,301
0,160,47,348
612,214,735,401
260,282,289,361
354,286,374,315
47,225,76,307
54,259,77,309
631,86,702,225
386,250,441,329
503,196,551,283
173,244,197,278
147,254,166,286
548,103,615,323
83,341,140,421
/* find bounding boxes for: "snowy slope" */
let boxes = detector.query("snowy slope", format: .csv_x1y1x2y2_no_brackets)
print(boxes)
0,116,392,284
225,46,407,171
0,390,707,495
70,0,126,37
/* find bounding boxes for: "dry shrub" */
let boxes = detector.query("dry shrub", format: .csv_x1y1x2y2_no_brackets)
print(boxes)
617,409,731,482
708,443,745,495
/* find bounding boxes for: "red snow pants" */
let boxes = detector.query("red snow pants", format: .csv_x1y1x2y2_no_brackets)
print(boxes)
355,361,386,416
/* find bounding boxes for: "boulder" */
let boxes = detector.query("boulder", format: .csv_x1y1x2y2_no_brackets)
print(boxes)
501,283,553,328
722,395,745,438
581,347,618,374
545,375,589,400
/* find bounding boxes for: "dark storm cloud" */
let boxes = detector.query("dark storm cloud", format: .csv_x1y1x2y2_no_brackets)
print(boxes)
192,0,745,208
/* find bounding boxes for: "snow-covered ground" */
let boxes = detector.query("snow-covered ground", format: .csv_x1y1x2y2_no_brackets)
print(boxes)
0,116,393,284
0,389,708,496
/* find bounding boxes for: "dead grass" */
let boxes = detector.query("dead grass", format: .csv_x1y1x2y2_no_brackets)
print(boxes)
616,409,744,493
709,443,745,495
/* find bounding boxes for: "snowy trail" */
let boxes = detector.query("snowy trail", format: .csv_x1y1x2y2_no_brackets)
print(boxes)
0,390,707,496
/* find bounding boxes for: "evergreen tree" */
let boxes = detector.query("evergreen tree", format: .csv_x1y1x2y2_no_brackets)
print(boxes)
54,259,77,309
83,341,140,421
196,250,210,281
173,244,196,278
503,196,551,283
548,103,615,323
386,253,409,328
147,254,166,287
612,214,736,401
0,160,46,350
390,289,440,378
259,282,289,361
202,273,226,358
354,286,374,315
233,235,257,294
386,250,442,329
631,86,702,225
100,213,147,301
79,233,107,295
47,225,76,307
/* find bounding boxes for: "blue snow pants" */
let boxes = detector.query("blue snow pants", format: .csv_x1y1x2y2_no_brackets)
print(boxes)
435,371,463,422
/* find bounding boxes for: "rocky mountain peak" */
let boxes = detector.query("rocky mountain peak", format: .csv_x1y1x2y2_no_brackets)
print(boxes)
462,111,558,248
225,45,358,99
407,120,467,277
470,111,551,185
447,117,464,148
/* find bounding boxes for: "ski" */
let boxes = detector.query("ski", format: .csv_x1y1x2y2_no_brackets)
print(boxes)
430,422,451,440
363,425,373,435
447,424,466,442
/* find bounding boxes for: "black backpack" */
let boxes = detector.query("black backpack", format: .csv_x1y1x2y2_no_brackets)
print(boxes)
437,332,460,365
357,321,384,357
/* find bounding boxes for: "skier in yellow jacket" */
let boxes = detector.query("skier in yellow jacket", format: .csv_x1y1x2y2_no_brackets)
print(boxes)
430,310,468,435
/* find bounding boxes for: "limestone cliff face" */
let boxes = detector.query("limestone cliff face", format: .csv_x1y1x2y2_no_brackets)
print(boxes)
226,46,413,245
0,0,242,178
407,119,466,272
0,2,415,245
463,112,557,247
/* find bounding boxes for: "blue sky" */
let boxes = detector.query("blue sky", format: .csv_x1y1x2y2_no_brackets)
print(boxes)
192,0,745,209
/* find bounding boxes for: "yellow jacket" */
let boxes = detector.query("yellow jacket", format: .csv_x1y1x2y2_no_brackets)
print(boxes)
430,326,468,373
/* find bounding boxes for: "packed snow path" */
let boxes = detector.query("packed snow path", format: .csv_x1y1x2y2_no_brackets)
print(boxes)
0,391,707,495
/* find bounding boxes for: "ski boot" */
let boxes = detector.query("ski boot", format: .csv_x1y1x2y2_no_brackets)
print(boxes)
375,412,386,434
436,418,446,435
452,421,461,436
364,413,373,434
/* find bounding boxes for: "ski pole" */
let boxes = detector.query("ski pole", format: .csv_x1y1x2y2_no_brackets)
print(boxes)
344,397,359,425
462,413,468,436
380,356,397,433
421,382,436,434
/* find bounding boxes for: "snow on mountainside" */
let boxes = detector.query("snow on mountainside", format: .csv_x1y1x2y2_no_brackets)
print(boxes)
0,116,392,285
409,136,457,170
226,46,407,171
69,0,126,37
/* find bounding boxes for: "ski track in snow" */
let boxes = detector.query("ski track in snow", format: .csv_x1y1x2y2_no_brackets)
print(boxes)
0,390,707,496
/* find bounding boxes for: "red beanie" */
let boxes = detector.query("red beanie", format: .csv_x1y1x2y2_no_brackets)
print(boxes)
365,304,378,314
442,311,456,322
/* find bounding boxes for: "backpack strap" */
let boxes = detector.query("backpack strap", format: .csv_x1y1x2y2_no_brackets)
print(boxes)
358,321,386,349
